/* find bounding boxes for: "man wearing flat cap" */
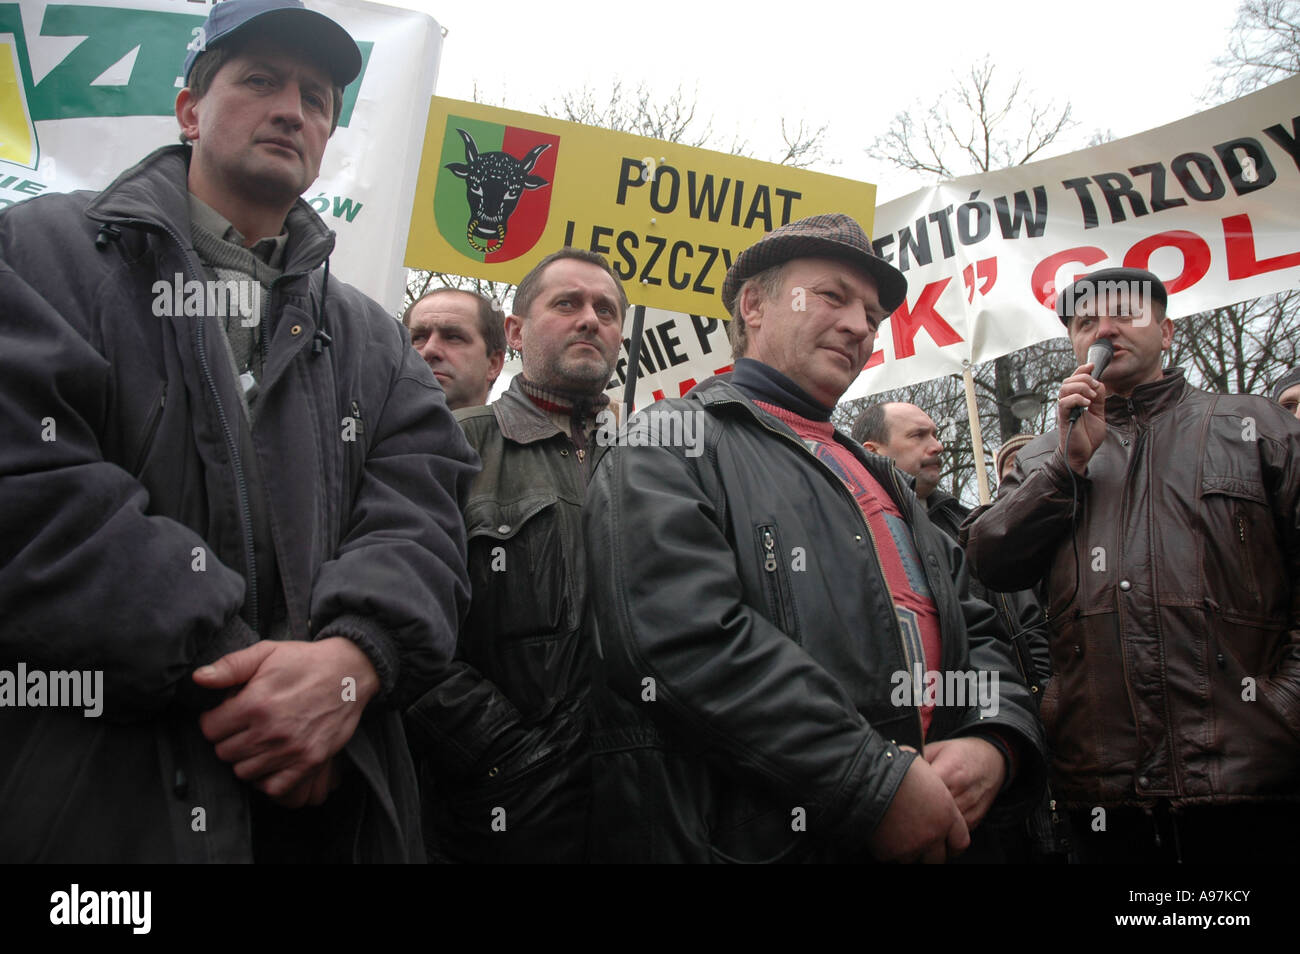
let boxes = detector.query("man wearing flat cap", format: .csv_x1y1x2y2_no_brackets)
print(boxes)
963,267,1300,862
582,213,1046,863
0,0,476,861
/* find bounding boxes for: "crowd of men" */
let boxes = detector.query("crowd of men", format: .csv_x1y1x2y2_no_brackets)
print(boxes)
2,0,1298,864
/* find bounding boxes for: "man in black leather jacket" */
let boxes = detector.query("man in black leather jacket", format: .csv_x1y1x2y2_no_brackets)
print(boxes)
583,214,1046,863
406,248,629,862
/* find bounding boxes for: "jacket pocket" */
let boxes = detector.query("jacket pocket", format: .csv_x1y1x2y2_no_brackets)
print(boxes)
1199,475,1278,616
754,523,801,643
461,495,584,715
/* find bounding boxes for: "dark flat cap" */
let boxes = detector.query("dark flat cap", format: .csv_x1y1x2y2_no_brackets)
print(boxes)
1056,267,1168,325
722,213,908,315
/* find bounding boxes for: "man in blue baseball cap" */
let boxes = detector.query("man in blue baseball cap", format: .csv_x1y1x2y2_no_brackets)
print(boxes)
0,0,478,862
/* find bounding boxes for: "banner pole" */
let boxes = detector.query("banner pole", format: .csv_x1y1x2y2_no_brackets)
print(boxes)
962,361,991,505
622,304,647,420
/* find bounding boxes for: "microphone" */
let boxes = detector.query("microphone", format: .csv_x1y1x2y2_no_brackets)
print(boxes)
1068,338,1113,423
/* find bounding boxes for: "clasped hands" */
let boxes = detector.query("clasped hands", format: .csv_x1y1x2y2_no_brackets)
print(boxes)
192,636,379,809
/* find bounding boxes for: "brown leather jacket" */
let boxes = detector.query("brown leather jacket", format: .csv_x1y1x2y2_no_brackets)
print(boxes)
962,368,1300,808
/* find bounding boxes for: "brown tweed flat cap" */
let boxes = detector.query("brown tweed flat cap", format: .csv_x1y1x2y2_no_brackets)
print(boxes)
722,213,908,315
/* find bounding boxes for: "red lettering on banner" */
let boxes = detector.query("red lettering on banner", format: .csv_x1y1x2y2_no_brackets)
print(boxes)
1123,230,1211,293
714,364,733,375
652,389,665,402
1223,213,1300,279
890,278,963,359
863,349,884,369
678,378,696,396
1030,246,1107,308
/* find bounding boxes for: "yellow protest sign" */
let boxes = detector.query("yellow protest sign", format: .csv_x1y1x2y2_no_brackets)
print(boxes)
0,38,37,169
405,97,879,318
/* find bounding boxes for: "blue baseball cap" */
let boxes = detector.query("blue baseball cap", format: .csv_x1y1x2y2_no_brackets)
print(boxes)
182,0,362,88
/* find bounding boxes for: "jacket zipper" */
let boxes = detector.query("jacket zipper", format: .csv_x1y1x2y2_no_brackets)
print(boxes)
148,218,261,633
747,411,926,743
132,381,168,475
758,524,795,640
1116,401,1180,795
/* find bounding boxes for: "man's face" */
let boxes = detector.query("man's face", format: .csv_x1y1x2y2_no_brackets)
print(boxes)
1068,288,1172,397
505,259,623,394
408,292,503,411
742,257,886,408
1278,383,1300,421
998,451,1022,483
176,38,333,211
866,404,944,498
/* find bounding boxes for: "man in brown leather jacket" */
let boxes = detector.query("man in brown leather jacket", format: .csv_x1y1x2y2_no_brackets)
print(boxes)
963,267,1300,862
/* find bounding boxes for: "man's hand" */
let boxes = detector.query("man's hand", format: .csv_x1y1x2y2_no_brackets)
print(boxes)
193,637,379,801
923,736,1006,831
869,748,969,863
268,757,344,810
1057,362,1108,475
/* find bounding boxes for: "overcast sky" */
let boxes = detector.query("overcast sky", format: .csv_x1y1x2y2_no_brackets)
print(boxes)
382,0,1243,202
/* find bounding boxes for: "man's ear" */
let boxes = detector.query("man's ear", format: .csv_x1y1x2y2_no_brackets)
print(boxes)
739,281,767,333
175,88,200,142
861,440,884,456
486,349,506,385
504,313,524,353
1159,315,1174,352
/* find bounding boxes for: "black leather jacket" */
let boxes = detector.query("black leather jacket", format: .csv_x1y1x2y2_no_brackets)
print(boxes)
926,489,1052,698
406,377,594,862
582,376,1046,862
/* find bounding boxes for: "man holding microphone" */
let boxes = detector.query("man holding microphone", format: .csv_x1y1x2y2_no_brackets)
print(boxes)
963,267,1300,863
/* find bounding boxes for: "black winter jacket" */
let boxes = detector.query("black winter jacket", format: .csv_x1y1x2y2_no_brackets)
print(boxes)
0,146,477,861
582,377,1046,862
926,489,1052,697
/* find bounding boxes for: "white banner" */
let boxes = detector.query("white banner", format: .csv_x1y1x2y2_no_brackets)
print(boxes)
0,0,439,313
845,73,1300,399
577,75,1300,408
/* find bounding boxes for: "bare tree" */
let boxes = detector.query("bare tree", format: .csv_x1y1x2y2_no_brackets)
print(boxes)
1170,290,1300,394
857,58,1083,503
1211,0,1300,100
1181,0,1300,398
868,57,1074,181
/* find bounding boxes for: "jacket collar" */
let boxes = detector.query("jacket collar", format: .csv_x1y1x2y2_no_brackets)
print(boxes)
692,374,917,511
84,145,336,277
1103,366,1188,425
493,374,569,445
926,487,967,518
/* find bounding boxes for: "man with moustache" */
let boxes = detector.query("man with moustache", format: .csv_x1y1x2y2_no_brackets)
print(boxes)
964,267,1300,862
406,248,628,863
